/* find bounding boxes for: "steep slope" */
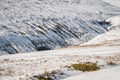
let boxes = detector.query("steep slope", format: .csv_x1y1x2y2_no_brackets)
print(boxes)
0,0,120,54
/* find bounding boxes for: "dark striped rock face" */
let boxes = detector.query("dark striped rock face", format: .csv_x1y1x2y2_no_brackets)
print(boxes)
0,0,120,55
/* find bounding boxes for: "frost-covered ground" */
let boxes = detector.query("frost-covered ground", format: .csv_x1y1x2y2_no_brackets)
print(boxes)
0,0,120,54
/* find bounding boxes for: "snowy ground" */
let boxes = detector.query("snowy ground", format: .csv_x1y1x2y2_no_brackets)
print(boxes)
63,66,120,80
0,44,120,80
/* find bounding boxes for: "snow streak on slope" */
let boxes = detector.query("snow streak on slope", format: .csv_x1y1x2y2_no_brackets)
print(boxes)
0,0,120,54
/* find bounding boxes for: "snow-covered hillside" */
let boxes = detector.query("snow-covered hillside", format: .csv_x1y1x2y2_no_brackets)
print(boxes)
0,0,120,80
0,27,120,80
0,0,120,54
0,14,120,79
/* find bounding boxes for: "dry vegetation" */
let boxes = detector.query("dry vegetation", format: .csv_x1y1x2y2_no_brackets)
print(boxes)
71,62,100,72
32,70,64,80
